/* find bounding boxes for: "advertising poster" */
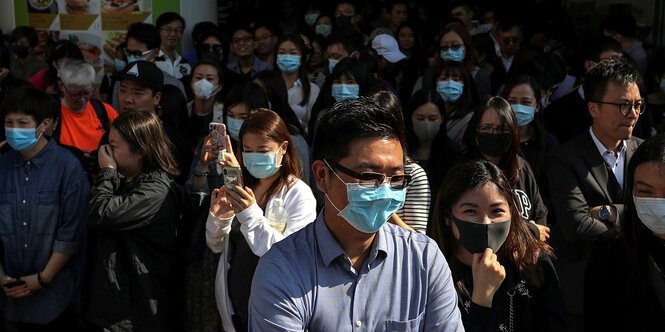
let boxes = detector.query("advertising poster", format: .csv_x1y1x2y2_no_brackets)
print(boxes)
19,0,161,83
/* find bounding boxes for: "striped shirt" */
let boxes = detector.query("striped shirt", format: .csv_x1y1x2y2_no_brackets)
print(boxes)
397,162,431,233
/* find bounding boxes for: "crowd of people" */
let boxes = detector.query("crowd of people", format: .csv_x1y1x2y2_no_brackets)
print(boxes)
0,1,664,331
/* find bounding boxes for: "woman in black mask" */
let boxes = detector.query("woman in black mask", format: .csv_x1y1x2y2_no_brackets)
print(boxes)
431,159,565,332
462,96,550,241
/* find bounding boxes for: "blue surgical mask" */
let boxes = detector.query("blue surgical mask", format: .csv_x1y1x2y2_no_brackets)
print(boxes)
331,83,359,102
127,55,146,64
242,150,282,179
328,58,340,73
325,164,406,233
114,59,127,72
436,80,464,103
276,54,301,73
440,48,465,62
315,24,332,38
511,104,536,127
5,126,43,152
226,117,244,141
660,79,665,94
304,14,318,26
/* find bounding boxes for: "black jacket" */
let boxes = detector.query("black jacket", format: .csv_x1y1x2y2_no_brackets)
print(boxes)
455,255,566,332
85,168,182,331
513,157,548,238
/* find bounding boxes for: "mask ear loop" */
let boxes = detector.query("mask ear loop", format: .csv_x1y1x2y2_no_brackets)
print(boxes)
322,159,349,213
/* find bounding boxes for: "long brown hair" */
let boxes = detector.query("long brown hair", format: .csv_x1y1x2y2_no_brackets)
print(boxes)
275,33,311,107
238,109,302,207
111,110,179,176
431,159,552,286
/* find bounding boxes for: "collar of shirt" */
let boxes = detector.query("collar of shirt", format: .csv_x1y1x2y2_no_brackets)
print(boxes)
501,55,514,72
578,85,585,100
589,126,626,158
625,41,644,54
158,49,182,64
314,210,388,268
12,137,55,168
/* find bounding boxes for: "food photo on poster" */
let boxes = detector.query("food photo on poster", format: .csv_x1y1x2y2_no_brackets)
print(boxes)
55,0,101,14
28,0,59,13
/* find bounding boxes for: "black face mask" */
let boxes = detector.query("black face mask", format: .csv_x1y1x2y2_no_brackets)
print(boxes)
450,213,511,254
12,45,29,58
336,15,354,31
477,132,511,158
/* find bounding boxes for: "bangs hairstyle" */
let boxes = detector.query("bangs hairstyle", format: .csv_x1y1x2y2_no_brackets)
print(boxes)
431,159,552,285
621,133,665,289
433,60,478,119
437,22,476,71
238,109,302,207
275,34,311,107
463,96,521,184
0,86,57,124
111,110,179,177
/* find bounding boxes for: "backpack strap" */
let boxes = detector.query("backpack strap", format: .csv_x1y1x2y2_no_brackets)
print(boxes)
89,98,110,135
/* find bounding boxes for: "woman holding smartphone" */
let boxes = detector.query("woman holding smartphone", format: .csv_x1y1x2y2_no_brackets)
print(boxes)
431,159,565,331
206,109,316,331
86,110,182,331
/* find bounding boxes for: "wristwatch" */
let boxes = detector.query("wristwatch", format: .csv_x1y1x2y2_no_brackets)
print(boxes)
599,205,611,221
37,272,50,288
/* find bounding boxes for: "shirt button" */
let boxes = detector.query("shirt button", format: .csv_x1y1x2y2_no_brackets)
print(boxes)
356,321,362,327
22,222,26,226
24,244,27,248
22,200,26,204
25,177,29,181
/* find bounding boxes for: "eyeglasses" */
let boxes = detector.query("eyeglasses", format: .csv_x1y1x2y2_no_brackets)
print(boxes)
65,87,95,99
441,44,464,51
477,125,510,134
232,36,254,44
592,100,646,116
160,27,183,35
201,43,223,53
124,48,153,58
324,159,411,190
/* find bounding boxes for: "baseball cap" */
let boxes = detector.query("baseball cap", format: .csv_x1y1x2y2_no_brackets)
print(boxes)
115,61,164,91
371,34,406,64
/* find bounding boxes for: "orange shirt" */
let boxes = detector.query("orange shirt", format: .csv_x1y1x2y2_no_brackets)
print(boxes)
59,101,119,152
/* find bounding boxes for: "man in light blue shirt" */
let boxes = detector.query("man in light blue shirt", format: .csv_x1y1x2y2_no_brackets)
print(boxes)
248,96,463,331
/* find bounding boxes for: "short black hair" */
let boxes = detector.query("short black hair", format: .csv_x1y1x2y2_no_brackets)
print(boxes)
127,22,161,50
497,17,521,33
156,12,186,30
601,12,637,39
326,32,364,56
312,96,406,162
191,21,217,43
50,39,84,63
10,26,38,47
1,86,57,124
223,81,269,115
253,22,283,39
583,58,643,104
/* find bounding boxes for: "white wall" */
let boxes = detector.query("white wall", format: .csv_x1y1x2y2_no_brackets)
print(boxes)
0,1,15,35
180,0,218,53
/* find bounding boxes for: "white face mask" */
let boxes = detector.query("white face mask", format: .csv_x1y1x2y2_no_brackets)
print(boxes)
193,79,218,100
634,195,665,235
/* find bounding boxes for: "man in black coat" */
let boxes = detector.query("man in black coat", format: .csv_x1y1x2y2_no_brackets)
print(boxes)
547,59,643,332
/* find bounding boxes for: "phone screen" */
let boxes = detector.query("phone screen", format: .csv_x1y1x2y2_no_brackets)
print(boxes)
223,166,243,190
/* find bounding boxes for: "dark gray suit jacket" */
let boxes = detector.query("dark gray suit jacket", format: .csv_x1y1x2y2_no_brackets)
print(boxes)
547,130,642,314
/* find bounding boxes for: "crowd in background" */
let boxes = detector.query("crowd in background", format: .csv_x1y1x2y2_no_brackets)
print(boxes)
0,0,665,331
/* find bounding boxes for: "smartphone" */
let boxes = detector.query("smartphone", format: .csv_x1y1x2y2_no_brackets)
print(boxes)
209,122,227,151
223,165,243,191
3,278,26,288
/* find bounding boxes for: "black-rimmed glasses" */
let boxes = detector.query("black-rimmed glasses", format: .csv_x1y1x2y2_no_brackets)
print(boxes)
324,159,411,190
592,100,646,116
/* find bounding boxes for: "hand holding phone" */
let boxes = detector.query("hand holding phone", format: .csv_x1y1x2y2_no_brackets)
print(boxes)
223,165,243,191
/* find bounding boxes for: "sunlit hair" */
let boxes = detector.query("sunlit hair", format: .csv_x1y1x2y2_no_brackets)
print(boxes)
238,109,302,207
431,159,552,285
437,22,477,71
111,110,179,176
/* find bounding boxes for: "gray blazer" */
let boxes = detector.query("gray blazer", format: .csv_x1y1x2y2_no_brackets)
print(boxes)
547,130,642,314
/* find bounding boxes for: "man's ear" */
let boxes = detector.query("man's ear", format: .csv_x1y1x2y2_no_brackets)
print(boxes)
583,59,595,72
588,101,600,119
153,91,162,106
312,160,329,194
